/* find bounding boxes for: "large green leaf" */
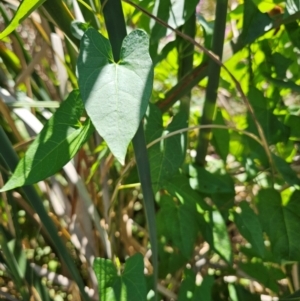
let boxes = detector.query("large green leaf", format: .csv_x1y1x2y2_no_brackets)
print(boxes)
77,28,153,165
234,201,265,258
257,189,300,261
0,90,94,192
0,0,46,40
93,253,147,301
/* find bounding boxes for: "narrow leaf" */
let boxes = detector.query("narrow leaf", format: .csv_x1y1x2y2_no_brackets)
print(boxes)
0,90,94,192
211,210,232,263
77,28,153,164
0,0,46,40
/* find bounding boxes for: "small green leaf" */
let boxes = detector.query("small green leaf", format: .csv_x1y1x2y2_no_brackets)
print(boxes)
157,195,198,259
178,269,196,301
247,88,290,145
285,114,300,140
257,189,300,261
77,28,153,165
0,0,46,40
193,275,214,301
0,90,94,192
189,165,235,194
209,210,232,264
279,289,300,301
238,0,272,45
178,270,214,301
93,253,147,301
234,201,265,258
164,172,210,211
273,154,300,186
233,285,260,301
144,104,187,192
71,20,91,40
151,0,199,42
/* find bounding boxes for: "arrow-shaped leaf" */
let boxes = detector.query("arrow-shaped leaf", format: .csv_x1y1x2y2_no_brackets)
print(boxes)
77,28,153,164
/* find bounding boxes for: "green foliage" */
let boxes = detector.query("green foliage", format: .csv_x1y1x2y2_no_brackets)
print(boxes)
234,201,265,258
77,28,153,165
257,189,300,261
0,0,300,300
0,90,94,191
93,253,147,301
0,0,46,40
145,104,187,191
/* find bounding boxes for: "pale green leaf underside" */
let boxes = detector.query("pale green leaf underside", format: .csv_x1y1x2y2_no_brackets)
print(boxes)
0,0,46,40
0,90,94,192
77,28,153,165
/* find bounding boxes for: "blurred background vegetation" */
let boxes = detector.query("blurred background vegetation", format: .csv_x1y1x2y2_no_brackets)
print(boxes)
0,0,300,300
